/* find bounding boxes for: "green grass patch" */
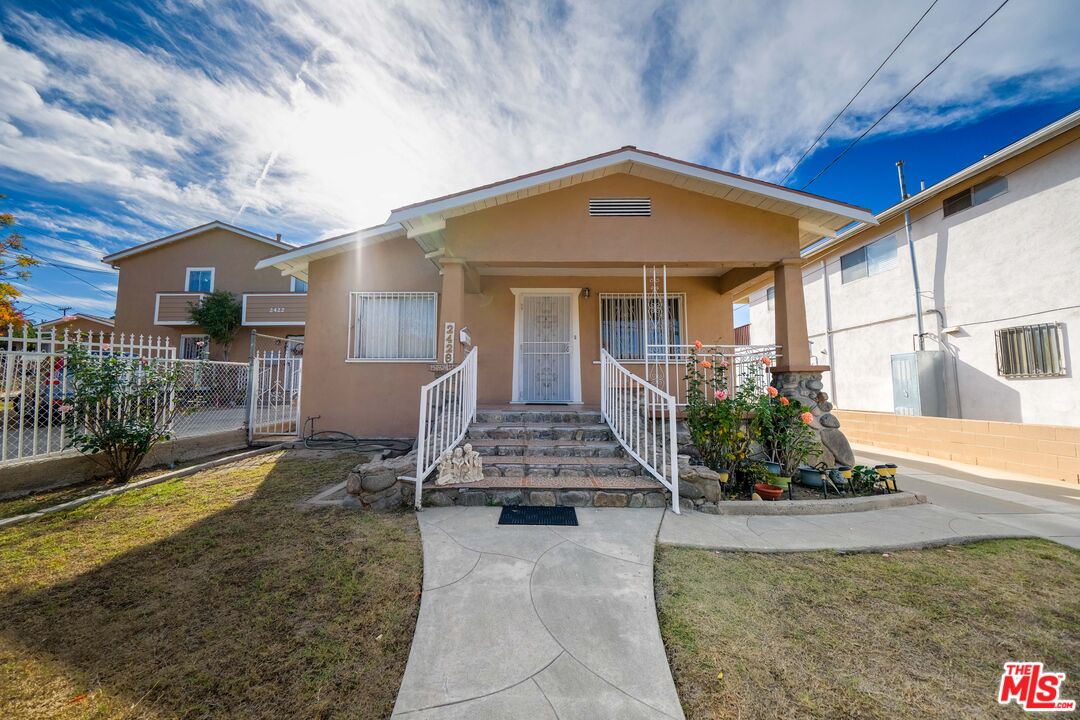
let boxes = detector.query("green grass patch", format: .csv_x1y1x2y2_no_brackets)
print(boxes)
0,449,421,719
656,540,1080,719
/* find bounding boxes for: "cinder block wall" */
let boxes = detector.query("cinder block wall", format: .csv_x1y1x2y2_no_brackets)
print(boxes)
836,410,1080,482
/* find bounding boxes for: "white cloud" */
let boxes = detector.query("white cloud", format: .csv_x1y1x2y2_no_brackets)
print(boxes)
2,0,1079,323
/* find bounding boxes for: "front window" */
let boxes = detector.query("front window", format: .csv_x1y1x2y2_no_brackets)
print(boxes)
348,292,437,361
179,334,210,359
291,277,308,293
186,268,214,293
600,293,684,361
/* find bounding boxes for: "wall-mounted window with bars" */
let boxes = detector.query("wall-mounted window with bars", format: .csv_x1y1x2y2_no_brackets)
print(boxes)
994,322,1067,378
599,293,684,361
348,291,437,361
588,197,651,216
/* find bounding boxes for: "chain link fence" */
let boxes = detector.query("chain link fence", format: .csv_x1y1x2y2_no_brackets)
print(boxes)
0,328,259,465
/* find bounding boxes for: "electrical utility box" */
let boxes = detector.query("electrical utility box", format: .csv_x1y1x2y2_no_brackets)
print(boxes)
890,351,947,417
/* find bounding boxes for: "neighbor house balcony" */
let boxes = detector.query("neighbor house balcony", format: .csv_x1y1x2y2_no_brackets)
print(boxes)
241,292,307,326
154,292,206,325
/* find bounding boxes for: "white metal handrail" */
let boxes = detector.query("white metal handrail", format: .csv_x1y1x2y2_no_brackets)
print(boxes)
600,349,680,513
413,346,478,510
645,343,782,407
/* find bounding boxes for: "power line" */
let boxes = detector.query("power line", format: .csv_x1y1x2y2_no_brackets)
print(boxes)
19,248,117,296
780,0,939,184
800,0,1011,191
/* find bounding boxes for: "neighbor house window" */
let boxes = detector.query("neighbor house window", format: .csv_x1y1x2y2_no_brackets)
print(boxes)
943,176,1008,218
766,287,774,311
840,234,898,284
291,277,308,293
348,292,437,361
186,267,214,293
599,293,684,360
995,322,1067,378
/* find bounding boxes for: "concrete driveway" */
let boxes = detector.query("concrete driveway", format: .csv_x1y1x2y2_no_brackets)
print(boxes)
392,506,684,720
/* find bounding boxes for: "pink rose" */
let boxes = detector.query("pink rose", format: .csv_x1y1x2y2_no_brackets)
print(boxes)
761,356,771,366
779,396,789,406
700,359,712,369
800,412,814,425
714,390,727,401
718,358,729,368
766,386,778,398
693,340,703,350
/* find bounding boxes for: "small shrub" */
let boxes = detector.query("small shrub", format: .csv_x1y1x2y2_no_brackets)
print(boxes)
62,344,184,483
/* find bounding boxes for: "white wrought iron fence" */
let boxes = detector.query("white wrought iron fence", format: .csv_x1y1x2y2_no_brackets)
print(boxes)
412,346,478,510
0,327,258,465
645,343,783,407
601,349,680,513
247,331,303,441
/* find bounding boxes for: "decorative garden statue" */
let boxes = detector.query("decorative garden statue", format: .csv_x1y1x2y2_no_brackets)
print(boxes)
435,444,484,485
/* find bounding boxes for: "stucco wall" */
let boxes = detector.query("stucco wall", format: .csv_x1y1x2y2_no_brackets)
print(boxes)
446,173,801,265
112,227,304,359
750,133,1080,426
299,172,811,439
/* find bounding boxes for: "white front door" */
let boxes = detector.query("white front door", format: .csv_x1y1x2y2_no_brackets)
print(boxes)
515,291,580,403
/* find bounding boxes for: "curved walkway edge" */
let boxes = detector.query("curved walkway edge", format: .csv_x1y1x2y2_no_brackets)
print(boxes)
657,502,1036,552
393,506,685,720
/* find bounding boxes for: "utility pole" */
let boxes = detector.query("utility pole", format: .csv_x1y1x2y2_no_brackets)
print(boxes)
896,161,925,351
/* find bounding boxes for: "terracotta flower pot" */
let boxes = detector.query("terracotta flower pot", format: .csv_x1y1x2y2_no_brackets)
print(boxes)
754,482,785,501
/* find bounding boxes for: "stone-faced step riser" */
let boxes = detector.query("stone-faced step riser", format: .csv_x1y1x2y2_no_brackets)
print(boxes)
466,427,615,442
474,411,603,425
481,464,642,478
418,486,669,509
472,444,626,458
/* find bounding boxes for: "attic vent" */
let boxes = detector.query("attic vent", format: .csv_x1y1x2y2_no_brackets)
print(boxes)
588,197,651,217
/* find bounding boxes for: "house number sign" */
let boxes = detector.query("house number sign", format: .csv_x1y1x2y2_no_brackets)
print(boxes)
268,307,287,313
443,322,456,364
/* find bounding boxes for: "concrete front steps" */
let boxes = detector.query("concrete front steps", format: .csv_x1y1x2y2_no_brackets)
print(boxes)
420,407,669,508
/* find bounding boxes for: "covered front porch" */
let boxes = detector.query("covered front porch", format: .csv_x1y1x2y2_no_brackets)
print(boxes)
435,260,809,407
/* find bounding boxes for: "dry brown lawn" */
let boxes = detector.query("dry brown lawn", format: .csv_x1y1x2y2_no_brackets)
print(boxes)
0,449,422,719
656,541,1080,719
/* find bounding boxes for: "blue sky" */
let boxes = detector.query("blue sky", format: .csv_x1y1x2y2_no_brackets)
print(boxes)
2,0,1079,323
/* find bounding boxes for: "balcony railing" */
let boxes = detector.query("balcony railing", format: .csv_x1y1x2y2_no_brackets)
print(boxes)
154,293,206,325
241,293,307,326
644,343,783,407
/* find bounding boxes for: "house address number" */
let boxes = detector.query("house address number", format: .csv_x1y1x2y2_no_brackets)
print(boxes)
268,307,287,313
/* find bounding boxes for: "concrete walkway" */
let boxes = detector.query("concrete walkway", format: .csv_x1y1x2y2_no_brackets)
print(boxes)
659,502,1031,552
393,506,684,720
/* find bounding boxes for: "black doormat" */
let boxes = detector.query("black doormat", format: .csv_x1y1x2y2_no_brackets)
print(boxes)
498,505,578,526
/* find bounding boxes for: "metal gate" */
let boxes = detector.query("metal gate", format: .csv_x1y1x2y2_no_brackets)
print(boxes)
519,294,575,403
247,332,303,440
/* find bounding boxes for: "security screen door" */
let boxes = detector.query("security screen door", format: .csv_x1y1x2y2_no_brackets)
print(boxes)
519,294,575,403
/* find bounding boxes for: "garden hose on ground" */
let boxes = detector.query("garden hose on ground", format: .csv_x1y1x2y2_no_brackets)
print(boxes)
302,416,413,456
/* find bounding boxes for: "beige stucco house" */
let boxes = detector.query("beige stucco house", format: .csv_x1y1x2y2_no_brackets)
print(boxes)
257,147,875,441
103,221,308,360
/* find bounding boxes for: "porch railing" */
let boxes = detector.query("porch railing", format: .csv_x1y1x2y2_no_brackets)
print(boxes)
412,346,478,509
645,343,782,407
600,349,680,513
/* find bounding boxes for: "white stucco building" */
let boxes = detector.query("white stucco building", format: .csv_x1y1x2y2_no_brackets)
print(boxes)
748,109,1080,428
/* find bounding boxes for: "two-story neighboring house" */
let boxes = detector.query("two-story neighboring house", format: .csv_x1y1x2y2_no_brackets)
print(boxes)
747,109,1080,480
103,221,308,359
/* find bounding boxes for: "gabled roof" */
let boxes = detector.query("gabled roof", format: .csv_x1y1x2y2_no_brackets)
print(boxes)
38,313,115,329
388,146,874,236
256,147,877,280
254,223,405,279
102,220,292,265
